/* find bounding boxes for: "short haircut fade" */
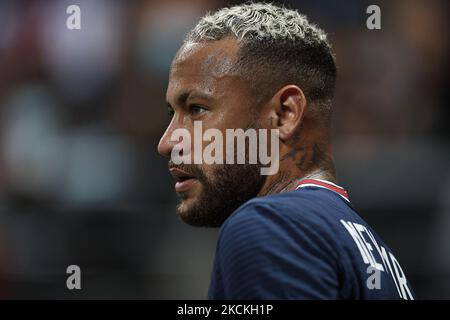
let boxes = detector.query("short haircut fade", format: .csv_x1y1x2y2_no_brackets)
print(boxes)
185,2,337,111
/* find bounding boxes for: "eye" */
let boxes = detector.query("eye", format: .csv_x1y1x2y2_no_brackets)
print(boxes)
188,104,207,116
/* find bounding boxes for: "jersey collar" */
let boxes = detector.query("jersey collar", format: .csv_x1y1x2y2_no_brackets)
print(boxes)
295,178,350,202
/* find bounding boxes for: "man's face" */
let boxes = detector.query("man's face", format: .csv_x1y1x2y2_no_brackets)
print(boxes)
158,38,266,227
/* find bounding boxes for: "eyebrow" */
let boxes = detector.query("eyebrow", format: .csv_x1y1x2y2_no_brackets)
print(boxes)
168,90,213,107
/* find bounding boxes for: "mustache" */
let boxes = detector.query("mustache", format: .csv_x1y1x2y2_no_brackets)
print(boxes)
168,161,205,181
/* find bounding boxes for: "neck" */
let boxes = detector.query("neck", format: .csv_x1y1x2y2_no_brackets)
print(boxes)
257,142,337,197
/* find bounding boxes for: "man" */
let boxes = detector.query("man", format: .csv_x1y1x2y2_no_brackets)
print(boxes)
158,3,415,299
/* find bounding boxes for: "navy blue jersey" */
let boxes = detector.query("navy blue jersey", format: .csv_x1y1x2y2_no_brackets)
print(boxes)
208,179,415,300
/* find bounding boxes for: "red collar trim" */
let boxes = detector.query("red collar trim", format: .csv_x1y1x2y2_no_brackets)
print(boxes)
295,179,350,202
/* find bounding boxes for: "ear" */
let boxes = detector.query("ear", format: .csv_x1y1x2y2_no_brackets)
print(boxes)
267,85,307,142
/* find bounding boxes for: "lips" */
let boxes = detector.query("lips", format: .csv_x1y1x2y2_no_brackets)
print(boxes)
169,167,198,193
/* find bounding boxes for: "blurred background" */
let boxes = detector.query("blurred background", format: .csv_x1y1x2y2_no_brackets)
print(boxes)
0,0,448,299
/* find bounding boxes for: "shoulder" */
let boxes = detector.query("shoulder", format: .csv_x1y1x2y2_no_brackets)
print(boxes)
221,189,343,241
211,191,345,299
217,190,345,258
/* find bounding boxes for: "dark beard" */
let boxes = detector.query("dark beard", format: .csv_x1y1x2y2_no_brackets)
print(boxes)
172,115,267,227
175,162,265,227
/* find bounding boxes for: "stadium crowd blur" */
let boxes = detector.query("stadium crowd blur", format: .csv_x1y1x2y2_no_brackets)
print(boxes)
0,0,448,299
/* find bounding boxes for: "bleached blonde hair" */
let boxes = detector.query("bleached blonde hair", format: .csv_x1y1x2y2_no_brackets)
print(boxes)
185,2,336,109
187,2,329,45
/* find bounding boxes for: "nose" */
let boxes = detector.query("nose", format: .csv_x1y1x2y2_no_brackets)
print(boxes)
158,121,176,158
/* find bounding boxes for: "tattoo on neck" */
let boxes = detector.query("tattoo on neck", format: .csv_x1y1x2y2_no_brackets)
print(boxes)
278,143,337,186
260,170,292,196
280,147,307,172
